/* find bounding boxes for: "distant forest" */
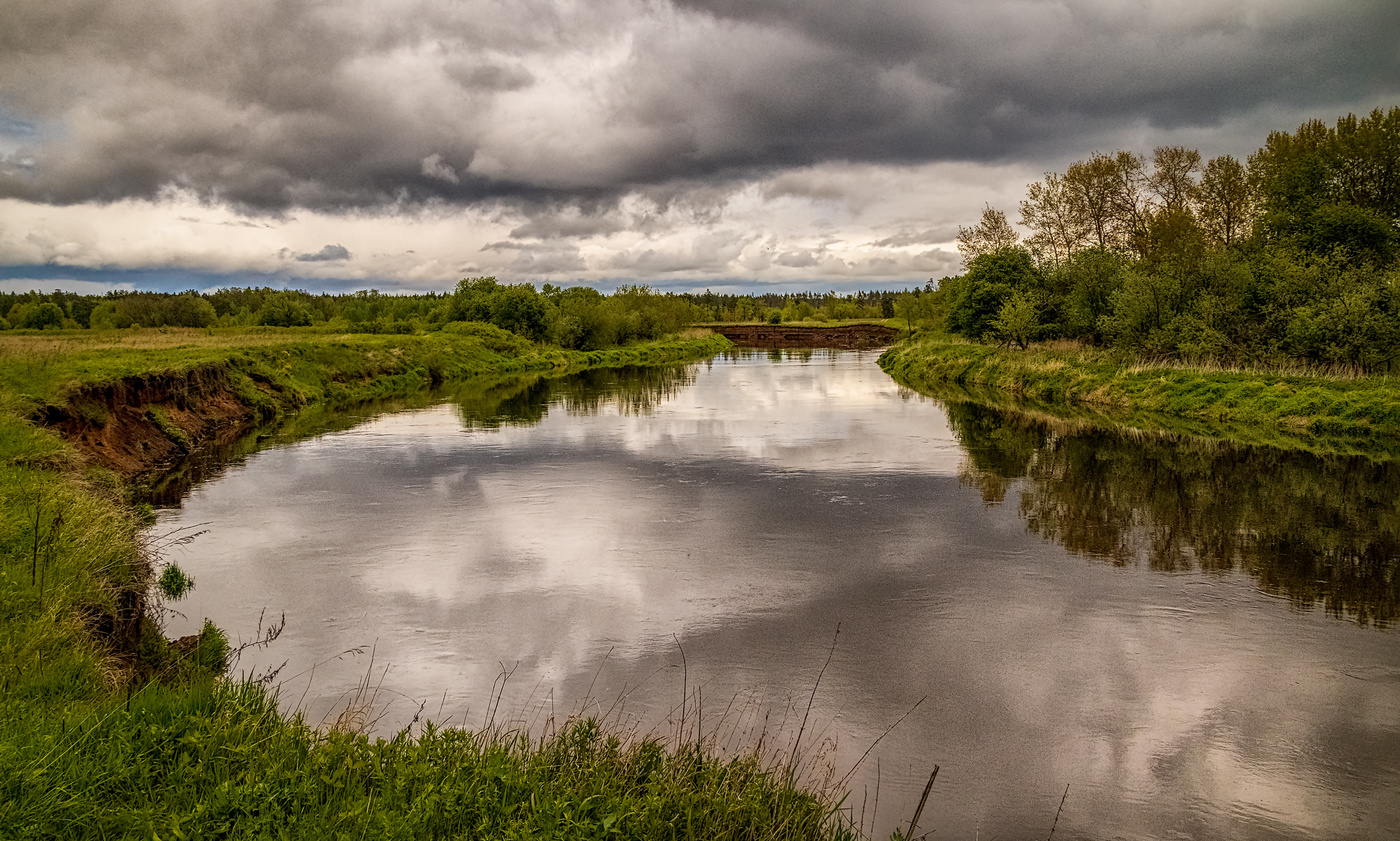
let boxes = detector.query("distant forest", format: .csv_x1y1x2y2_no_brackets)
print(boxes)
919,107,1400,372
0,280,899,351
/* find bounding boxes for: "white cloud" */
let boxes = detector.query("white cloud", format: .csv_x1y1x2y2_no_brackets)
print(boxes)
0,157,1034,289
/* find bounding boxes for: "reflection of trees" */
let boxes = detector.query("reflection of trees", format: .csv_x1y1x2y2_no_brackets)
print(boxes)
555,366,695,418
454,365,697,430
947,401,1400,626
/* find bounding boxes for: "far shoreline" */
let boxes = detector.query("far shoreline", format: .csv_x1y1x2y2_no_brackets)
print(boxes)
879,334,1400,458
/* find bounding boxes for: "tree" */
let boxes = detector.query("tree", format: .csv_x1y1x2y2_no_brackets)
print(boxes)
257,294,314,327
163,293,217,327
1063,154,1122,250
1197,155,1254,248
449,277,549,340
1097,268,1183,353
1148,146,1202,211
1109,150,1155,257
1248,108,1400,255
990,288,1041,349
946,247,1039,339
1051,248,1126,342
8,301,65,330
1020,172,1091,267
957,205,1021,265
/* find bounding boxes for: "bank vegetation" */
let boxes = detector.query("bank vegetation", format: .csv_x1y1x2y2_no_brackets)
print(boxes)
884,107,1400,438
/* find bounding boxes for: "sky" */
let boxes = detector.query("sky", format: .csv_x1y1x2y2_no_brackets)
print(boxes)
2,0,1397,296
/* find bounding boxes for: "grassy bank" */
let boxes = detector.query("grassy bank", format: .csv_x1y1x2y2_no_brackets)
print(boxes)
0,326,862,840
0,324,730,414
880,335,1400,457
3,325,730,479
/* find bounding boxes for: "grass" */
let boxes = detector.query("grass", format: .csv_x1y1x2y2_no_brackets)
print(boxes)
0,324,875,841
0,681,857,840
0,324,732,411
880,334,1400,459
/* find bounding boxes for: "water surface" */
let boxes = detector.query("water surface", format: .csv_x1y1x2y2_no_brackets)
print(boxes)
159,351,1400,840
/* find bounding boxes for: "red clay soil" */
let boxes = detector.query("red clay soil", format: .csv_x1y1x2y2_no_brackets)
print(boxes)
41,367,279,480
710,323,899,349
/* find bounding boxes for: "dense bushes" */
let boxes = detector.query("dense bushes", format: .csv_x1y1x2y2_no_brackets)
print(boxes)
926,107,1400,372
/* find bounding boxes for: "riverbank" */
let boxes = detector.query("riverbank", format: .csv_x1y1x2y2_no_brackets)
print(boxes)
0,326,863,840
879,335,1400,456
3,325,730,480
705,322,899,349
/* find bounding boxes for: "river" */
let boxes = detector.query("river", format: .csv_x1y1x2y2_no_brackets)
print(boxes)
157,349,1400,840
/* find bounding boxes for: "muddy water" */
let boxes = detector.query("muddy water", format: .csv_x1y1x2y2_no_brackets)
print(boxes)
158,350,1400,840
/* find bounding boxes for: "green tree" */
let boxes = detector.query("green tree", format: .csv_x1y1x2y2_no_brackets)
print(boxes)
1097,268,1183,354
1197,155,1255,248
163,293,218,327
990,288,1042,349
1021,171,1091,267
1063,154,1123,250
1250,108,1400,261
257,295,314,327
1148,146,1202,211
8,301,65,330
1050,248,1126,342
946,247,1039,339
957,205,1021,266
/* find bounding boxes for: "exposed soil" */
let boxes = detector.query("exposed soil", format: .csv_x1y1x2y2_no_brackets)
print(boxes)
709,323,899,349
40,366,281,481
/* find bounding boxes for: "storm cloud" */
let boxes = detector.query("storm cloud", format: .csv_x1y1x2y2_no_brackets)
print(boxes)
0,0,1395,287
2,0,1396,212
295,244,351,262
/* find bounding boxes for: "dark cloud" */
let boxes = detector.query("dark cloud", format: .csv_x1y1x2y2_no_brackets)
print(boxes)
867,229,954,248
480,240,586,274
0,0,1396,213
295,244,351,262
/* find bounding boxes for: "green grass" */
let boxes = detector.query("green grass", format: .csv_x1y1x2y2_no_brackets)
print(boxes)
0,682,855,840
0,324,874,840
0,325,732,411
880,335,1400,459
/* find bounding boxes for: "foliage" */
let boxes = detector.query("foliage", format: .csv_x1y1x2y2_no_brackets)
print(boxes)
957,205,1020,265
938,106,1400,372
944,247,1041,340
156,563,195,601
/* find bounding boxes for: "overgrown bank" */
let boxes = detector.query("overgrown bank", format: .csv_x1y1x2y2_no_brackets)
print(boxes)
880,335,1400,455
5,325,730,479
0,326,864,840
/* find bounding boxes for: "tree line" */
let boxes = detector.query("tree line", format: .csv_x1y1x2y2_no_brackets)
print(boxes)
930,107,1400,371
0,282,699,351
0,282,900,343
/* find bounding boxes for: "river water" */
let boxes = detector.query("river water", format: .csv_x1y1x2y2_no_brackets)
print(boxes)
157,350,1400,840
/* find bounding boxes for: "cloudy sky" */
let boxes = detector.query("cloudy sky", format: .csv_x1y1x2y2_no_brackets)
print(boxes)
2,0,1397,295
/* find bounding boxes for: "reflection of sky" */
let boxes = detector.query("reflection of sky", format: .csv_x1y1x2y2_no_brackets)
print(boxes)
157,351,1400,840
483,350,968,475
